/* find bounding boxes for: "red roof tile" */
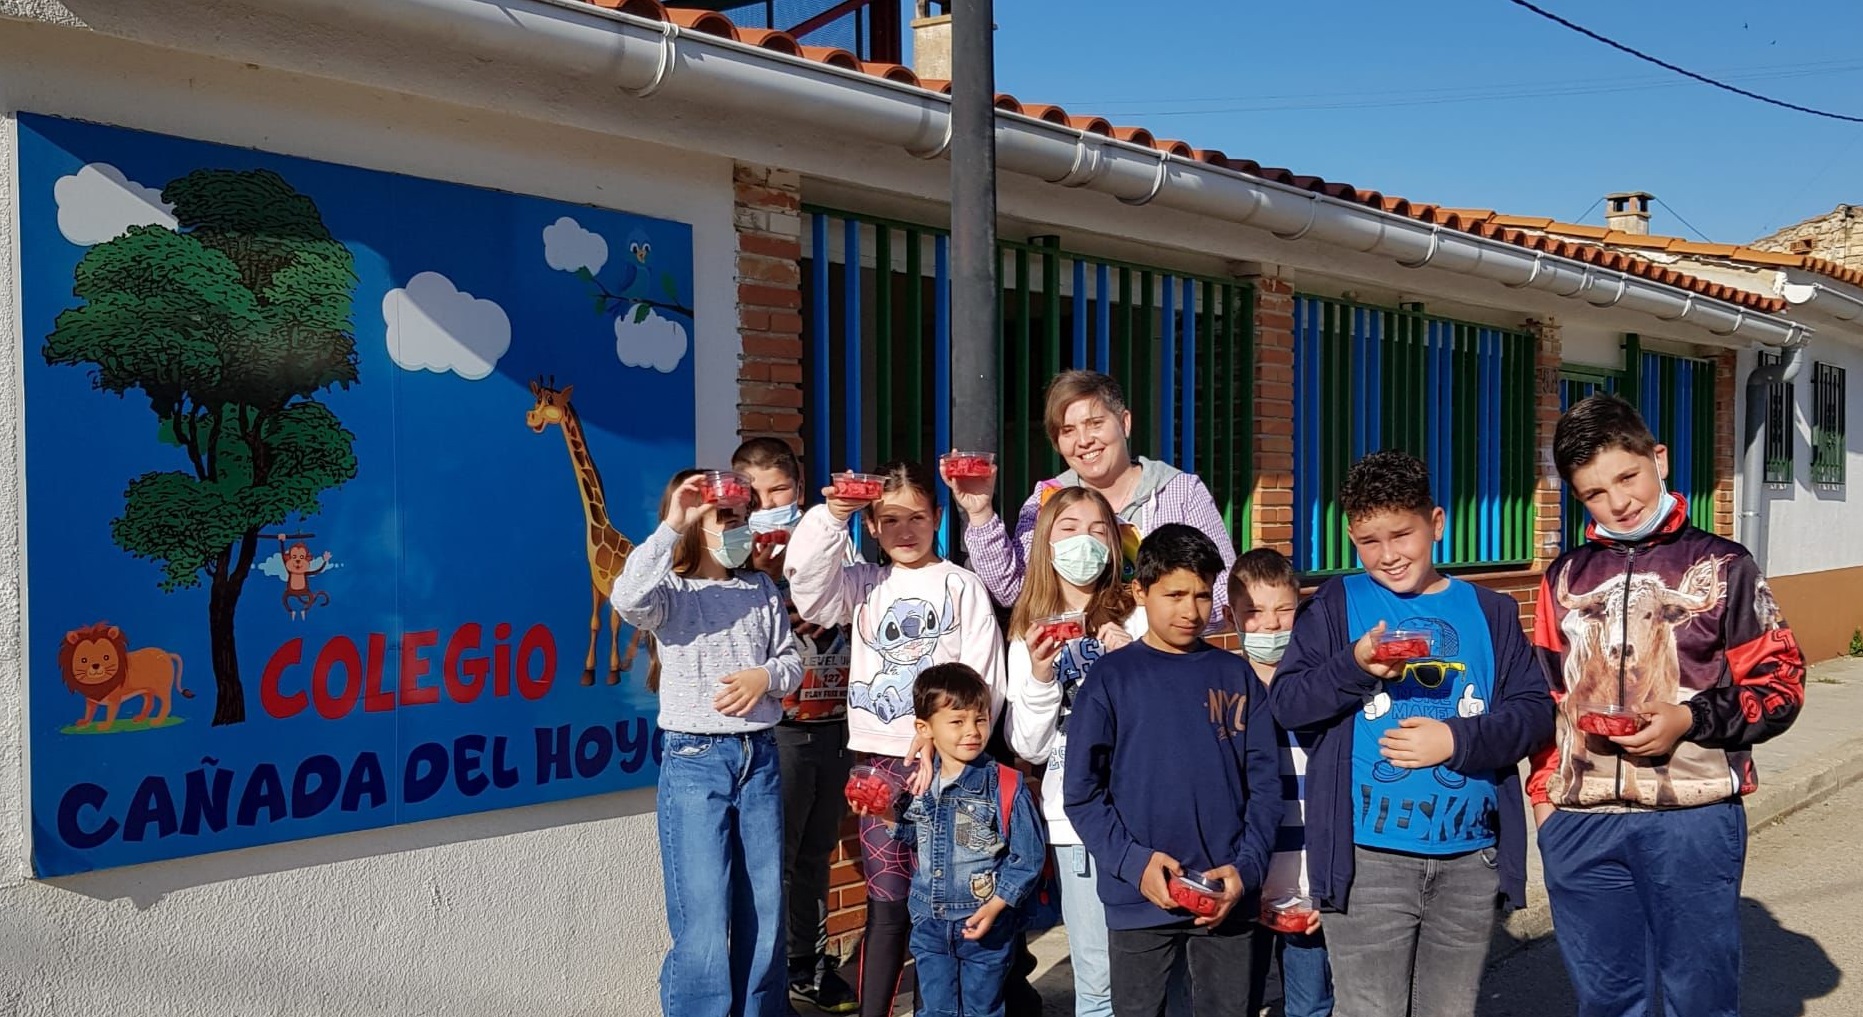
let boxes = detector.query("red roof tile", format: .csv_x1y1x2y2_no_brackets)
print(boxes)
585,1,1794,313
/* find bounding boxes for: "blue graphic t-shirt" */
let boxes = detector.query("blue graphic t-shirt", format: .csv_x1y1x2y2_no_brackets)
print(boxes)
1344,573,1500,854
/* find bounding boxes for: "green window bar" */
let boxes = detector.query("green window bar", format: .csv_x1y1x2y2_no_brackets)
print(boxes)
1813,361,1847,488
1292,295,1537,574
801,204,1257,554
1633,347,1718,533
1558,366,1621,550
1759,351,1793,486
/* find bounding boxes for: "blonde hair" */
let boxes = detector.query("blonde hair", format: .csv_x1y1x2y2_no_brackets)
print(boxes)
1008,486,1136,641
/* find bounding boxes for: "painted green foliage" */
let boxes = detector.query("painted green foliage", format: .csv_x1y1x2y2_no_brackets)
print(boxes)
42,168,361,726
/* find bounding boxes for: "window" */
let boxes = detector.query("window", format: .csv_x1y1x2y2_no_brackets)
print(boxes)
1292,296,1537,572
800,207,1257,550
1632,348,1719,531
1559,367,1620,550
1759,351,1793,486
1813,362,1847,487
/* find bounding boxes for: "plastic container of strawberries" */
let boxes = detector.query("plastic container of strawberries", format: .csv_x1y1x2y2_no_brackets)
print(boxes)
831,471,887,501
1370,628,1434,664
939,450,997,480
1261,894,1317,934
1169,871,1224,918
844,764,904,817
1574,702,1648,737
1035,611,1087,645
702,469,752,506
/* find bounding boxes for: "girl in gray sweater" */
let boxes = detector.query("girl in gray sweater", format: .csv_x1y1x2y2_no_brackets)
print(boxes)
610,469,802,1017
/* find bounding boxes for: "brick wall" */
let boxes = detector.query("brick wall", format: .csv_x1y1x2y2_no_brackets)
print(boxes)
1251,274,1297,556
735,163,806,451
732,162,870,960
1711,348,1737,538
1529,319,1564,575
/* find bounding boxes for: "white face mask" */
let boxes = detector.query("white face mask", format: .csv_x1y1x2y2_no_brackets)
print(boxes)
1050,534,1111,586
705,525,753,569
1593,483,1678,543
1243,629,1292,665
748,502,801,534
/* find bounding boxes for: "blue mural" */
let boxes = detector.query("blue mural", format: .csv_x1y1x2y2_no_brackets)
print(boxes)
18,114,695,875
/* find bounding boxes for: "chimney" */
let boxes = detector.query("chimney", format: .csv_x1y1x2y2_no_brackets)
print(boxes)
911,2,952,81
1605,191,1654,236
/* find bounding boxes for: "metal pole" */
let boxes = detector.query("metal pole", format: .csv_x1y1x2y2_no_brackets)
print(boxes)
949,0,999,467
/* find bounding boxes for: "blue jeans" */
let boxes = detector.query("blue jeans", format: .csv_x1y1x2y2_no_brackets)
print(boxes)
1539,801,1746,1017
909,913,1019,1017
1248,925,1334,1017
1057,845,1189,1017
658,730,786,1017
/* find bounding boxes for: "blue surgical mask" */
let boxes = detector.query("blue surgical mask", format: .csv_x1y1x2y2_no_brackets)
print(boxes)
749,502,801,534
705,525,753,569
1050,534,1111,586
1243,630,1292,665
1593,484,1678,544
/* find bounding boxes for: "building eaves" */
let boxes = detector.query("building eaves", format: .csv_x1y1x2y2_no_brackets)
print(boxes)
573,0,1790,315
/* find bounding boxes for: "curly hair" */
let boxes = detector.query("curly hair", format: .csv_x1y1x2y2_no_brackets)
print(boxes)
1339,449,1435,522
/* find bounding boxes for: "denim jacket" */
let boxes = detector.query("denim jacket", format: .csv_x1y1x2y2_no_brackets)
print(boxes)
894,754,1048,923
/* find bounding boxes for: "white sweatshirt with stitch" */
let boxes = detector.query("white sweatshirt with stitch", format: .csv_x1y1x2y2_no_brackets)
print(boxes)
784,505,1006,758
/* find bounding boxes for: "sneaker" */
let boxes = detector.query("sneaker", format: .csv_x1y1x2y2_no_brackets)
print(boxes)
790,970,859,1015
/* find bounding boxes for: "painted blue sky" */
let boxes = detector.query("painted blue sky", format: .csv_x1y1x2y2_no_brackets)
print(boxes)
19,114,694,873
932,0,1863,244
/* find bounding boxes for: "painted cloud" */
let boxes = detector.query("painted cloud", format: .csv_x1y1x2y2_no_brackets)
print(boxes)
542,215,609,274
382,272,511,381
52,162,177,246
615,311,689,373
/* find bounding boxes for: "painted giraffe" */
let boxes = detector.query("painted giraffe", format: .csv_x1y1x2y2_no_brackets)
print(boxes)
526,377,651,686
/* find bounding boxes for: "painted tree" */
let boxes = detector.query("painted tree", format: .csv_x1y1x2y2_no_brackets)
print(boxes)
45,168,360,725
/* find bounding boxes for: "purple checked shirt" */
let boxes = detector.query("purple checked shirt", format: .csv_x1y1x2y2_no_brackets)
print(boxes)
963,469,1239,629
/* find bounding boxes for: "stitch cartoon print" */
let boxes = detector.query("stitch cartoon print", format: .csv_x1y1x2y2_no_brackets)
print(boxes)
851,573,964,723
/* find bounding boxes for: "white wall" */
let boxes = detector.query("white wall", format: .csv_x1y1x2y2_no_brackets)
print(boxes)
0,18,745,1016
1735,340,1863,578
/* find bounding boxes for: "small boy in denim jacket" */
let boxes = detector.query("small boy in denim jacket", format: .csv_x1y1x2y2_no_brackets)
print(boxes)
870,663,1047,1017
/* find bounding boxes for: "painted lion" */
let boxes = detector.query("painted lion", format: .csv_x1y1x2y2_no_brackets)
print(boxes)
59,623,191,731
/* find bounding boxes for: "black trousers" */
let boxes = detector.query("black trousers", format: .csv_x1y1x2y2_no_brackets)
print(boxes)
775,720,852,980
1109,917,1256,1017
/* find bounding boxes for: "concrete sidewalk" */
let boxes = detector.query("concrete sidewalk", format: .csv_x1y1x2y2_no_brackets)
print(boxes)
1015,654,1863,1013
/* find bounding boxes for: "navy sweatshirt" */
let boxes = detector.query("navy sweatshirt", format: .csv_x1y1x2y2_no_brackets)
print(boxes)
1062,638,1283,930
1268,576,1554,914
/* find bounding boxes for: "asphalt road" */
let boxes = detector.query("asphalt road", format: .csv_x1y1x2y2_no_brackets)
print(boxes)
1479,782,1860,1016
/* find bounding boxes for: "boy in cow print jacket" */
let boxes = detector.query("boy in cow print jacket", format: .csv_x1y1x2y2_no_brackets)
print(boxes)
1528,393,1806,1017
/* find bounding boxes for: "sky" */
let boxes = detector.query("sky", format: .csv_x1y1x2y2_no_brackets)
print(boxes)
946,0,1863,244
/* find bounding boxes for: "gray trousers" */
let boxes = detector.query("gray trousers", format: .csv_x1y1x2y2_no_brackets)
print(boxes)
1323,845,1499,1017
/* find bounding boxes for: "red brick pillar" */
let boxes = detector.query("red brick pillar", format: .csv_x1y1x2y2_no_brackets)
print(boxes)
1251,273,1296,557
1530,318,1564,573
732,162,871,961
734,163,805,449
1712,348,1737,538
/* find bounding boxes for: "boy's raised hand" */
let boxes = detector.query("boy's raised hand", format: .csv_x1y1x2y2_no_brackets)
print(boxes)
1196,864,1245,928
1352,621,1404,680
663,474,711,533
1139,850,1183,911
1380,716,1455,768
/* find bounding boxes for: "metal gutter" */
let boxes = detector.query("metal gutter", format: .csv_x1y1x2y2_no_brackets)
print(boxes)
228,0,1811,347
